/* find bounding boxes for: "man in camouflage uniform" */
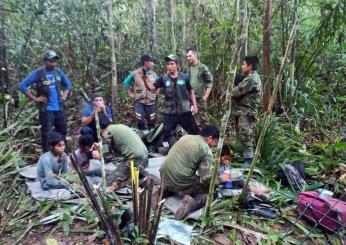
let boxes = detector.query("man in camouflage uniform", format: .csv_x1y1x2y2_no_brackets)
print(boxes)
123,54,159,129
160,125,229,220
231,56,262,167
185,48,213,127
100,122,148,185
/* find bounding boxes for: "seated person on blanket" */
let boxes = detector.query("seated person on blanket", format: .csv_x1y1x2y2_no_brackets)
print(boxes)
37,131,69,190
159,124,230,220
81,94,113,141
100,121,149,187
218,145,233,175
74,134,102,176
216,147,271,195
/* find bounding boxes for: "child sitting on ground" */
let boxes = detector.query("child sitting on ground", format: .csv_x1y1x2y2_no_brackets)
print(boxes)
74,134,101,176
37,131,69,190
73,134,118,190
218,146,233,175
217,145,271,195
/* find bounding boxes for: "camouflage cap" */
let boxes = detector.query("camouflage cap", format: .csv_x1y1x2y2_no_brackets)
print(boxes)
164,54,180,64
42,50,59,60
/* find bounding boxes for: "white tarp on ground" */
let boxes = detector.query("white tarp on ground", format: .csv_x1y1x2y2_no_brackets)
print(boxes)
146,156,166,179
156,218,194,245
25,180,72,200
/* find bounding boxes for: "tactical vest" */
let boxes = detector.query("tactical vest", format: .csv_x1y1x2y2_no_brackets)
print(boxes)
36,66,64,111
133,68,157,105
162,73,191,115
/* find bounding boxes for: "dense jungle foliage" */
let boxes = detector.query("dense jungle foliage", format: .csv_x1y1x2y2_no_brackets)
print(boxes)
0,0,345,244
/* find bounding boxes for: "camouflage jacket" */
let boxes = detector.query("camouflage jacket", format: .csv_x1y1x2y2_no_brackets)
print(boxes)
231,71,262,116
185,61,213,98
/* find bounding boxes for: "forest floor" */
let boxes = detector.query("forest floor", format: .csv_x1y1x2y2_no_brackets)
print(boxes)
0,97,345,245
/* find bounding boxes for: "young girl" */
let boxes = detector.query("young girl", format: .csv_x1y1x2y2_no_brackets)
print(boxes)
37,131,69,190
218,146,232,175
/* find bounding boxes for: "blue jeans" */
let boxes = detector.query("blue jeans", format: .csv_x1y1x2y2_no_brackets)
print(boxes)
134,101,156,129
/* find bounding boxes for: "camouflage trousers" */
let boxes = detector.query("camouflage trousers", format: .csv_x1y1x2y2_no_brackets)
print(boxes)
193,98,209,127
235,115,255,158
160,173,210,197
106,157,148,185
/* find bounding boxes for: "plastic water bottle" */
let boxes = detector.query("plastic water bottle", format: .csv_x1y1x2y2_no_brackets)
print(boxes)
224,170,232,189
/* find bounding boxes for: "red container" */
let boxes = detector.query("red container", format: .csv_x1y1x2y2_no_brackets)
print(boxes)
298,191,346,232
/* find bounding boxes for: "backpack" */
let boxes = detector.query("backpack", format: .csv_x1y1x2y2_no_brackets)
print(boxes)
277,162,307,192
298,191,346,232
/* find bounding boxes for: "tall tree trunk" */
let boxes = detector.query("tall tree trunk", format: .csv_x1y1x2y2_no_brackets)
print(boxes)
0,10,10,128
0,10,9,94
182,0,186,49
166,0,176,52
242,0,249,57
12,0,44,96
147,0,157,52
288,0,298,108
106,1,118,122
262,0,271,111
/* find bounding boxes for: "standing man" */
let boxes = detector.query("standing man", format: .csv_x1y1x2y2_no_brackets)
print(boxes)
231,56,262,167
185,48,213,127
19,50,71,152
160,125,229,220
145,54,199,145
123,54,159,130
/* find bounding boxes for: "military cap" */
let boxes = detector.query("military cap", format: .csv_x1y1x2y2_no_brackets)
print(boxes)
42,50,60,60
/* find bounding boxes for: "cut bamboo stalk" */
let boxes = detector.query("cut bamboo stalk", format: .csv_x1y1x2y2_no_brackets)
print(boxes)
70,153,119,244
95,187,123,245
94,108,107,192
149,199,165,244
144,178,154,234
138,188,146,234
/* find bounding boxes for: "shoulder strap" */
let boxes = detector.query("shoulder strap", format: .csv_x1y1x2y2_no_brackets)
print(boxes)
36,66,46,82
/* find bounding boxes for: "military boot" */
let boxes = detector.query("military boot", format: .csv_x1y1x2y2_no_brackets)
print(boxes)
175,194,207,220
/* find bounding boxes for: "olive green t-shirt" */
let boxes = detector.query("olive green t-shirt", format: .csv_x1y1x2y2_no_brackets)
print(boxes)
160,135,214,189
186,62,213,98
104,124,148,160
